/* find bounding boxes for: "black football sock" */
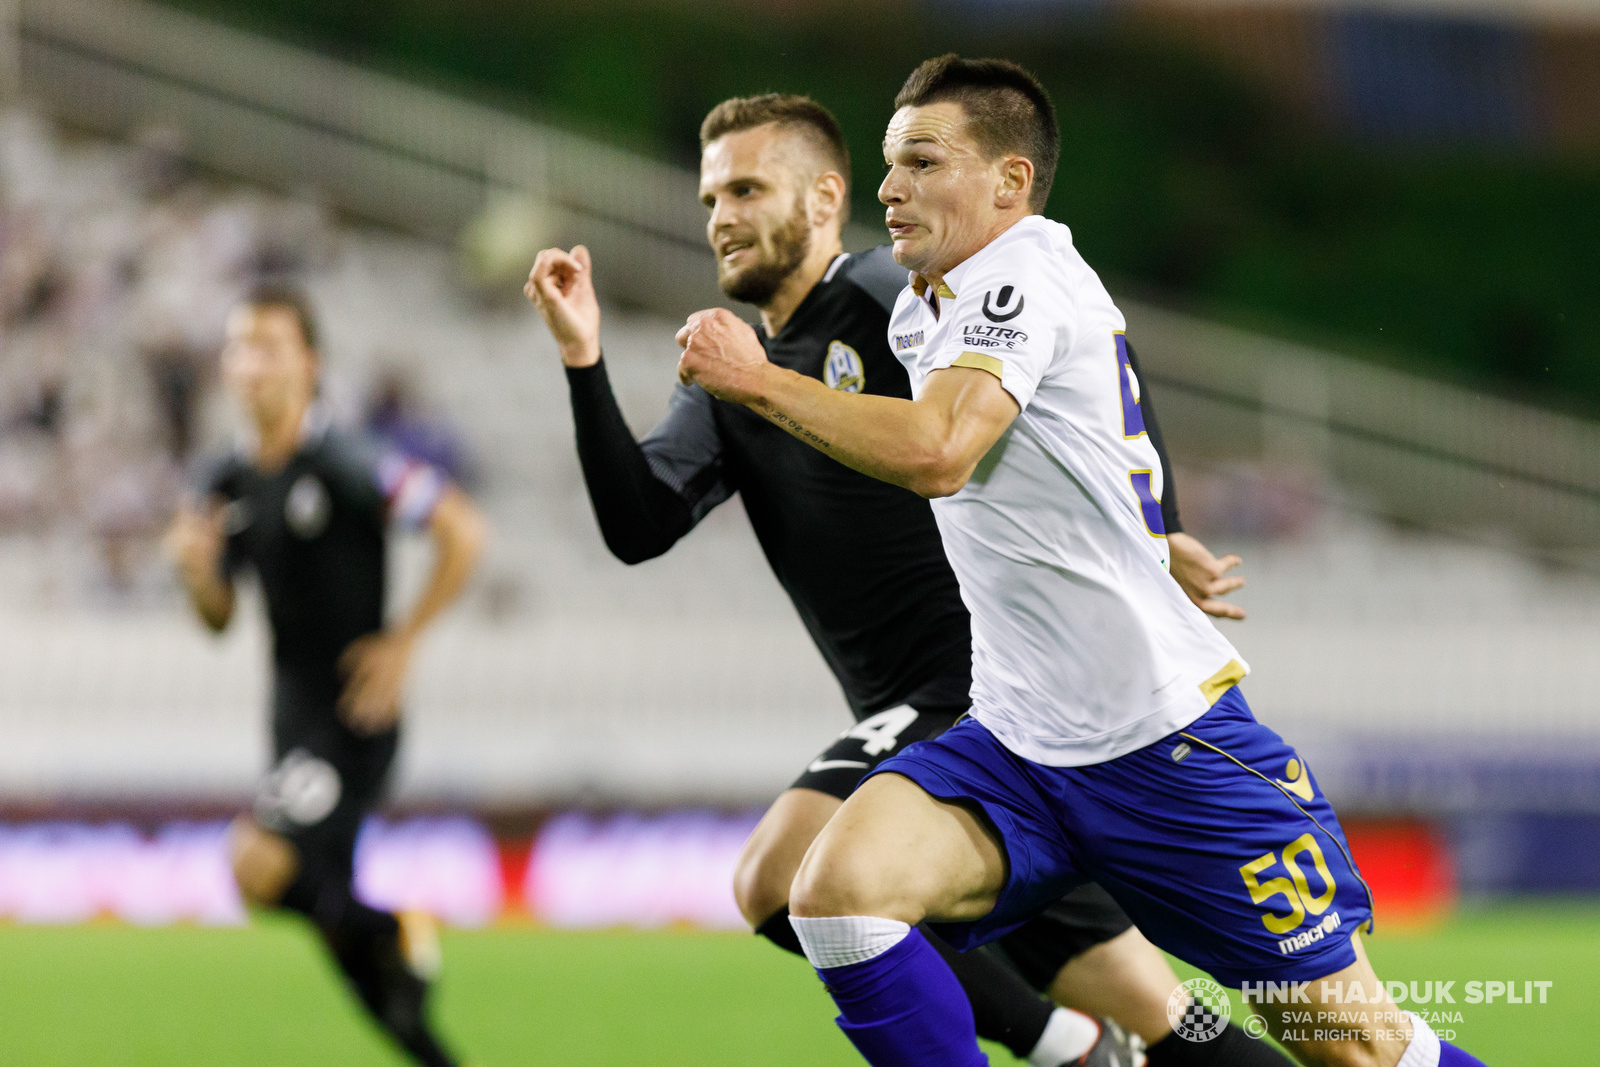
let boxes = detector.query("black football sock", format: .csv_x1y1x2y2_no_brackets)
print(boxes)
279,865,458,1067
754,906,806,956
921,923,1055,1059
341,936,458,1067
279,864,398,941
1146,1021,1296,1066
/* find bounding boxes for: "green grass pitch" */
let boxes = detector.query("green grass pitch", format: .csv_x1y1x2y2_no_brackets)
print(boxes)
0,902,1593,1064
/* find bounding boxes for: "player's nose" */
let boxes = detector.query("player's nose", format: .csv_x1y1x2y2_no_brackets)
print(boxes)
707,196,740,233
878,170,905,206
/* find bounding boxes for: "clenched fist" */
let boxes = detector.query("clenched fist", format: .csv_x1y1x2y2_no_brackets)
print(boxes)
675,308,771,404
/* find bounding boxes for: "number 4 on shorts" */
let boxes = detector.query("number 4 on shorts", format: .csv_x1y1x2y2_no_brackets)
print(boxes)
844,706,921,756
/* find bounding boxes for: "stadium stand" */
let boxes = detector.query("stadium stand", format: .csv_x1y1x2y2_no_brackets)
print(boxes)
0,0,1595,824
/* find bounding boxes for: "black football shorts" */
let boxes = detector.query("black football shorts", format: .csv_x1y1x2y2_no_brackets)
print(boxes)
253,674,398,875
993,884,1137,990
790,704,965,800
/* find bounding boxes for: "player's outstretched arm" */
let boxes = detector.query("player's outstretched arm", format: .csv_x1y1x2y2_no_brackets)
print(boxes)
164,501,235,632
527,243,718,563
676,308,1018,498
339,486,486,734
1168,531,1246,620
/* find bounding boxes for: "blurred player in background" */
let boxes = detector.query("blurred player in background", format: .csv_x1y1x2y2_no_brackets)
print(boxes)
166,285,485,1067
528,95,1277,1067
677,57,1488,1067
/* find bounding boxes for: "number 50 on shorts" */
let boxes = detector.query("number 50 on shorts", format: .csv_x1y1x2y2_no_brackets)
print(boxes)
1239,833,1338,934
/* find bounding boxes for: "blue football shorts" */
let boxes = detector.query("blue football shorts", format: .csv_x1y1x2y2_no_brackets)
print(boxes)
869,686,1374,986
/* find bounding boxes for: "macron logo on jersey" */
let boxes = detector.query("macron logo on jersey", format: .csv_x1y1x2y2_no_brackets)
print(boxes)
893,329,925,352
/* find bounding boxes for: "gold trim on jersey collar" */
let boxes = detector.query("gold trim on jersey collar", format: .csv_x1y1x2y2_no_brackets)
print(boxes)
909,274,957,301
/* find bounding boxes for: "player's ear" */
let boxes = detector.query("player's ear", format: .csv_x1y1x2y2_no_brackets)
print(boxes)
995,155,1032,210
809,170,847,229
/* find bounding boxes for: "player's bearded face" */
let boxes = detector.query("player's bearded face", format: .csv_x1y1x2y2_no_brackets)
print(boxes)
701,126,818,309
714,193,811,306
880,102,1009,277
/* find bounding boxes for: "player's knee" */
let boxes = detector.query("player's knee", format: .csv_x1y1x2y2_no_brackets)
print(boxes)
733,788,842,928
229,817,298,906
788,835,891,919
731,835,793,928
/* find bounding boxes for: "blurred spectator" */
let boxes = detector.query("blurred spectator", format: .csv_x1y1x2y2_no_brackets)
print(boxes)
127,125,192,200
365,366,477,488
143,341,210,462
1174,462,1324,542
0,108,340,594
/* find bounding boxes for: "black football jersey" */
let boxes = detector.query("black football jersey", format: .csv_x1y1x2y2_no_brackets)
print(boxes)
200,427,403,691
573,247,973,717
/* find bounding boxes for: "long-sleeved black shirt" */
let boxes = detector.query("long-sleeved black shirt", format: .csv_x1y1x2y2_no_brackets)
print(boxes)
566,245,1182,721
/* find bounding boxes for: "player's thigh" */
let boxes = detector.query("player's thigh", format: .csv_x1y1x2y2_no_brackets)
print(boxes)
741,706,965,923
1046,926,1180,1046
1255,934,1411,1067
733,788,841,925
790,771,1006,924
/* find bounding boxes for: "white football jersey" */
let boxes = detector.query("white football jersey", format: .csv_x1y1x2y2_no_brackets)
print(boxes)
888,215,1247,766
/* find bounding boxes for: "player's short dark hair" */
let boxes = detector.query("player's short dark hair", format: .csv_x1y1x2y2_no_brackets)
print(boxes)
894,54,1059,211
700,94,852,217
243,281,319,351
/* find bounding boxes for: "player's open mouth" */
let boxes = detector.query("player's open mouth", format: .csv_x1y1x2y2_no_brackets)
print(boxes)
719,241,754,263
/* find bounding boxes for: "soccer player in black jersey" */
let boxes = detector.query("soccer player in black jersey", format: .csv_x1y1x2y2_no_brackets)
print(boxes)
529,96,1281,1067
167,286,485,1067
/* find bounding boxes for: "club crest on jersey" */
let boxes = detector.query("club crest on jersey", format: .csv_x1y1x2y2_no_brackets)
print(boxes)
823,340,865,393
982,285,1025,323
285,474,331,539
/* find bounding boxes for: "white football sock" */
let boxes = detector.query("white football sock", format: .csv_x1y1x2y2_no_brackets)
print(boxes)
1028,1007,1100,1066
788,914,911,970
1397,1010,1441,1067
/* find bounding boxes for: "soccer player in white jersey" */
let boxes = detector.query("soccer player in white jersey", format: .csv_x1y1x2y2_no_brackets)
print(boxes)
675,54,1489,1067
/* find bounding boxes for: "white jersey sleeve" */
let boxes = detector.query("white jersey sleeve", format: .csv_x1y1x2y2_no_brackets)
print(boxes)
922,229,1068,413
